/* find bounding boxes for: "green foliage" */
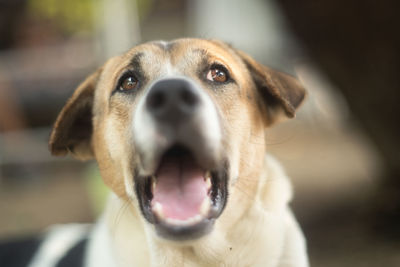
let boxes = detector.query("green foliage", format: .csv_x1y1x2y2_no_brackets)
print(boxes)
27,0,95,33
84,163,109,216
136,0,154,20
27,0,154,35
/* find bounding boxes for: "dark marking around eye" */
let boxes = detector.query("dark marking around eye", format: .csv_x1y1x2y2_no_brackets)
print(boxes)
129,52,145,81
196,57,212,78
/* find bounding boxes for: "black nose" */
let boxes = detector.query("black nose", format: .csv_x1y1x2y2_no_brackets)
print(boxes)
146,78,200,123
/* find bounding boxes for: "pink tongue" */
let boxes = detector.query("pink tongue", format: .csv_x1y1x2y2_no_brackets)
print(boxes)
152,156,207,220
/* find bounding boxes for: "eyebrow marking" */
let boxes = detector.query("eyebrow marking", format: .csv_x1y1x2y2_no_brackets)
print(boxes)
129,52,144,71
128,52,146,81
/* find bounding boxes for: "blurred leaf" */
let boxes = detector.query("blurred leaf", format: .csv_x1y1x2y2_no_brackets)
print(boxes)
27,0,154,34
84,163,109,216
27,0,95,33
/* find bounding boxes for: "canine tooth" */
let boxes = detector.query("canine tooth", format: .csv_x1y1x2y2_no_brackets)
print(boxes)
200,197,211,215
151,175,156,192
152,202,164,219
206,177,212,191
204,171,212,191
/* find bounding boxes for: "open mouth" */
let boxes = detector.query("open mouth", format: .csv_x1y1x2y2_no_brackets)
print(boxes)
135,145,228,240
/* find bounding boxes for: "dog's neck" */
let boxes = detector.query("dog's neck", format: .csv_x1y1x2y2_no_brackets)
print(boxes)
89,155,296,267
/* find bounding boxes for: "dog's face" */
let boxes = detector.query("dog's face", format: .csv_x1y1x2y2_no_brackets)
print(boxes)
49,39,305,241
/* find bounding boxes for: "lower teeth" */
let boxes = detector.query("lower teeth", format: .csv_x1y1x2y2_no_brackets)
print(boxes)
165,214,203,226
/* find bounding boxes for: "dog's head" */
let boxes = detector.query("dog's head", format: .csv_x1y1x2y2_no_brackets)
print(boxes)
49,39,305,241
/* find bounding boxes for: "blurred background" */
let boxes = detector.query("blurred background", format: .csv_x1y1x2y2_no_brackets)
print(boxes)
0,0,399,266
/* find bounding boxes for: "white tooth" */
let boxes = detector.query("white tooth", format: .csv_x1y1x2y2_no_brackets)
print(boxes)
185,216,196,226
204,171,212,191
206,177,212,191
164,214,205,226
166,218,181,226
151,175,156,192
200,197,211,215
152,202,164,219
193,214,202,223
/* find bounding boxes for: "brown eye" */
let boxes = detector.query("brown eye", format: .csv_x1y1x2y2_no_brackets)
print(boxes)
207,67,228,83
120,76,138,91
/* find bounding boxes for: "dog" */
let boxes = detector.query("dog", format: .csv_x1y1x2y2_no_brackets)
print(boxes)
5,38,309,267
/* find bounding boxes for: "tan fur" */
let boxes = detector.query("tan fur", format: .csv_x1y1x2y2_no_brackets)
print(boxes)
50,38,308,267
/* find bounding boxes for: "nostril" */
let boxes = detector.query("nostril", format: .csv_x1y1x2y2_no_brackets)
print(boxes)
181,88,198,107
147,90,165,111
146,78,201,120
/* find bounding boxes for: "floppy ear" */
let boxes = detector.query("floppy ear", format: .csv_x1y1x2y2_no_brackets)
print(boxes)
237,50,306,125
49,69,102,160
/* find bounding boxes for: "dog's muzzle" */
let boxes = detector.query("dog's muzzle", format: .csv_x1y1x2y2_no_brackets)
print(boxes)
133,78,228,241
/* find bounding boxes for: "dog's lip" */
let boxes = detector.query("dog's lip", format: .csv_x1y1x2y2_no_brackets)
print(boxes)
134,144,229,240
154,217,215,241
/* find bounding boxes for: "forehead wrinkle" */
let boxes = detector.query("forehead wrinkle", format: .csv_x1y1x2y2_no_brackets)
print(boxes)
185,47,234,68
151,41,176,52
192,48,208,57
169,47,208,71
